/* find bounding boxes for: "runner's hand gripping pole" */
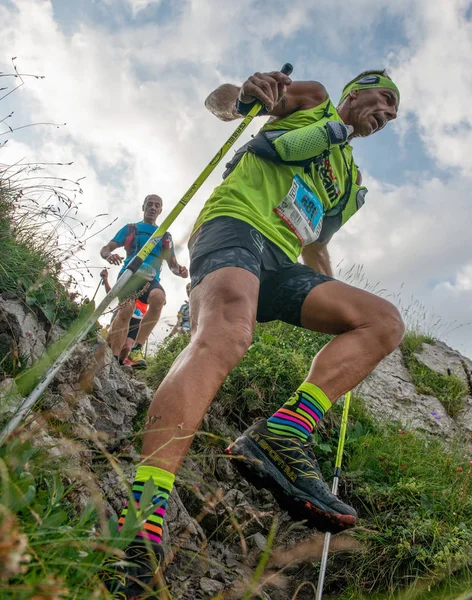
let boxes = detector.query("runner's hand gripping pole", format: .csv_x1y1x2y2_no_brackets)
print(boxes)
0,63,294,445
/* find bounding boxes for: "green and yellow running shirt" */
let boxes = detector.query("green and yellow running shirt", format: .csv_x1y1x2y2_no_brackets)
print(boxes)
192,98,364,263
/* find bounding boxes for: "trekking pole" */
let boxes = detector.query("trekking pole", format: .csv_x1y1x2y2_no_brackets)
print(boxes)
90,277,103,303
315,390,352,600
0,63,293,445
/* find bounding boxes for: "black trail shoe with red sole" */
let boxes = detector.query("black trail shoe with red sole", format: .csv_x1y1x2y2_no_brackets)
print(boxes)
101,537,164,599
226,419,357,533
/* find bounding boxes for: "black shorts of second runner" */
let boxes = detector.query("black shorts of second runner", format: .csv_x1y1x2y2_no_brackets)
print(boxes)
189,216,334,327
117,275,165,304
127,316,141,341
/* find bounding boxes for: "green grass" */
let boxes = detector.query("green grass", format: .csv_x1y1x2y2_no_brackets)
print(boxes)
401,330,436,355
0,435,173,600
146,323,472,599
0,437,105,599
0,192,79,379
318,420,472,599
0,322,470,599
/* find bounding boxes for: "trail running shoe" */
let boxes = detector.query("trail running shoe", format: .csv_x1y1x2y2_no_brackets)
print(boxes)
127,347,147,370
226,419,357,533
101,537,164,599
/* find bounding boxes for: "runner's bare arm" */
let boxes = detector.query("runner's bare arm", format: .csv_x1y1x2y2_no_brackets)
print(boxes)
301,240,333,277
100,241,124,266
163,235,189,278
205,71,328,121
100,269,112,293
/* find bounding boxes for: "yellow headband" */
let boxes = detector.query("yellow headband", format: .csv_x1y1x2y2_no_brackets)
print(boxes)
339,74,400,105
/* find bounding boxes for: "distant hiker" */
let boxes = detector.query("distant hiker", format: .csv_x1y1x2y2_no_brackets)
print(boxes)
100,194,188,369
169,283,191,336
104,70,402,596
100,269,150,367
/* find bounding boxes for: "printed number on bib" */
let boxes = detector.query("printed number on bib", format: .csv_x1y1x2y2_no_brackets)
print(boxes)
274,175,324,246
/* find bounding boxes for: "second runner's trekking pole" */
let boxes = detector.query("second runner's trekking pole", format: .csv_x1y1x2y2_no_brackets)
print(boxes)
0,63,294,445
315,390,352,600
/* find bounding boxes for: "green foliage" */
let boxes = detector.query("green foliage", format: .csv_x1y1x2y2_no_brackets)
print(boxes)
401,330,435,355
401,337,468,417
147,323,472,599
0,194,79,331
0,436,163,599
0,437,103,599
324,424,472,598
145,332,190,393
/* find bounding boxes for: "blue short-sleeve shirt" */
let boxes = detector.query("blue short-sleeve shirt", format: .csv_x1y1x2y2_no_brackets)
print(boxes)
112,221,172,282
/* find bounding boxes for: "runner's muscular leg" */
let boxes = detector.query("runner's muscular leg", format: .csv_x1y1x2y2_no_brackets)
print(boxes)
135,287,166,346
107,301,134,357
120,336,135,360
141,267,259,473
300,280,404,401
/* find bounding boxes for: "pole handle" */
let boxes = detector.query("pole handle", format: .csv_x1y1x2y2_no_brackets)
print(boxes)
280,63,293,75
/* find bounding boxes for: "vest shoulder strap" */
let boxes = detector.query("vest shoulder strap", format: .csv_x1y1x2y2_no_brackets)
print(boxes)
222,129,316,179
124,223,137,257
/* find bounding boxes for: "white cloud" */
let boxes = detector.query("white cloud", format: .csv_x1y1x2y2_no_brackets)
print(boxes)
390,0,472,172
331,171,472,355
126,0,162,16
436,264,472,293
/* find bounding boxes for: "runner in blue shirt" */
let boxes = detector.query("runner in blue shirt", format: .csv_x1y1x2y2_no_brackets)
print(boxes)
170,283,191,336
100,194,188,368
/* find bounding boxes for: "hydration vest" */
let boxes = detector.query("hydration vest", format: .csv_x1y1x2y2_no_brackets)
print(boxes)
124,223,138,258
124,223,172,259
222,117,366,244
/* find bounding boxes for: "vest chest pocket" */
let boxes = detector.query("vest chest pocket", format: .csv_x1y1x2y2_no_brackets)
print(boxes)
341,183,368,227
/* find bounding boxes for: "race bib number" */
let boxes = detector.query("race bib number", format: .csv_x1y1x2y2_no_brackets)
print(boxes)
274,175,324,246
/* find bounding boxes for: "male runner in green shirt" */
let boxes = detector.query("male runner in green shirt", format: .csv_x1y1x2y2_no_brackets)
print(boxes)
104,68,402,598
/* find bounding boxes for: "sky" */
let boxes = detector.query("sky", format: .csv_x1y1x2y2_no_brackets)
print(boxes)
0,0,471,357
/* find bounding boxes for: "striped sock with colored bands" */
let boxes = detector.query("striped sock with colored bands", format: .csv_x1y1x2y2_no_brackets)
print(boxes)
118,465,175,545
267,382,332,442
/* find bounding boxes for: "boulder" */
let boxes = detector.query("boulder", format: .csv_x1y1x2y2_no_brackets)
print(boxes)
356,348,458,439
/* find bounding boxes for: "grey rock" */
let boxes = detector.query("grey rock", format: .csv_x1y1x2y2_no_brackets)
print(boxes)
456,396,472,436
200,577,225,595
0,377,22,417
414,340,472,385
0,296,47,364
248,532,268,551
215,456,234,482
5,288,472,600
356,349,458,439
165,487,207,553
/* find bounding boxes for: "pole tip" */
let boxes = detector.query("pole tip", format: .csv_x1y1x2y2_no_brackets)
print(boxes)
281,63,293,75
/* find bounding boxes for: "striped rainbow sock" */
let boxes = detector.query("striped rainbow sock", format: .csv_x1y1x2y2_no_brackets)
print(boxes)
118,465,175,545
266,382,332,442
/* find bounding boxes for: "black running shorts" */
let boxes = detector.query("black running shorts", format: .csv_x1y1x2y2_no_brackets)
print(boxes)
117,276,164,304
127,316,141,341
137,280,164,304
189,216,334,327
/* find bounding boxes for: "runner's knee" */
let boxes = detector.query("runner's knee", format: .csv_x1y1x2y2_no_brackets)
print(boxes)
370,301,404,355
117,302,134,319
147,289,166,310
193,318,254,369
